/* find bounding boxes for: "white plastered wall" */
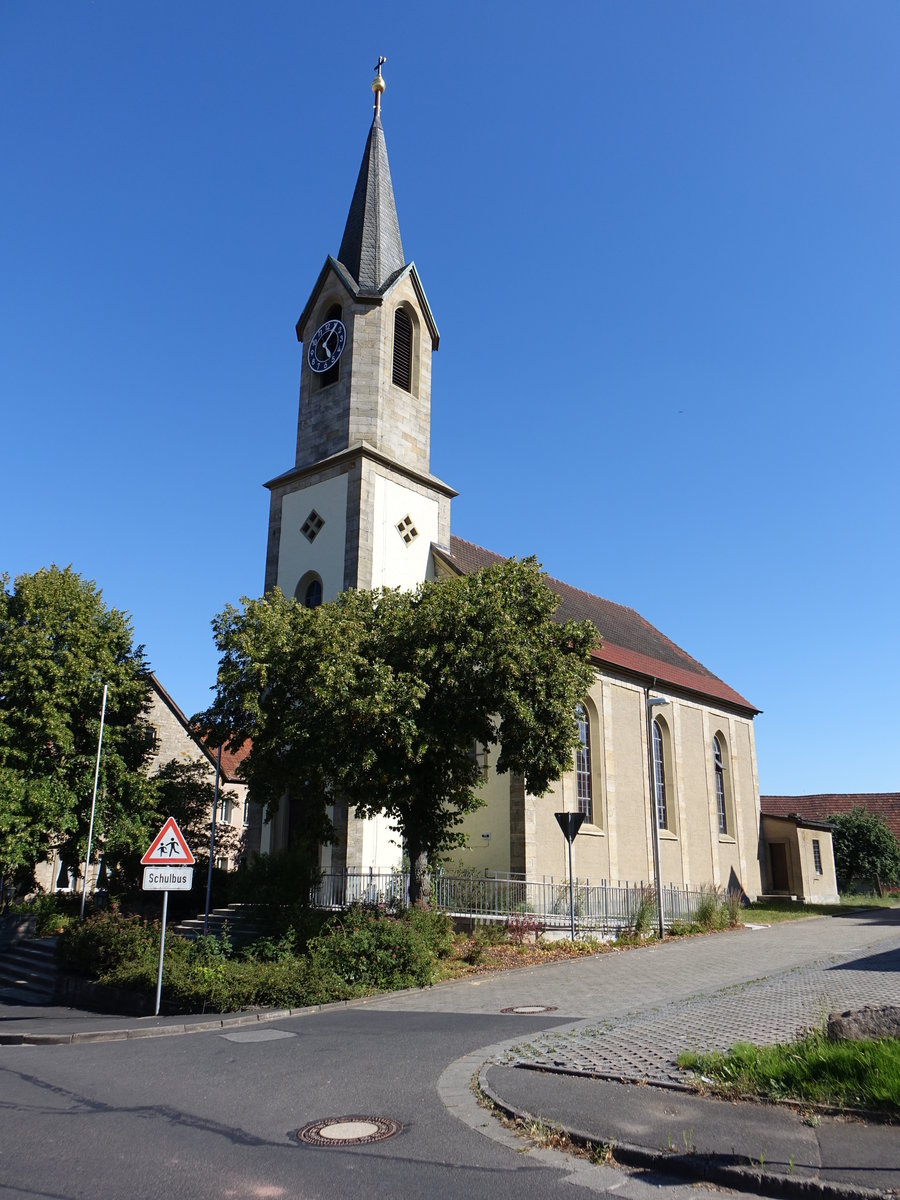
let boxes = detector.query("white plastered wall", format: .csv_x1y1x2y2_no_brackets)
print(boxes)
277,475,348,602
371,475,439,591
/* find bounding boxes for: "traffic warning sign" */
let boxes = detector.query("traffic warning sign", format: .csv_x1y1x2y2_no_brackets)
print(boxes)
141,817,195,866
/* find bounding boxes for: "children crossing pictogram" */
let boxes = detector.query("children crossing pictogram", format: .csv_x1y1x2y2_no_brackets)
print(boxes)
141,817,195,866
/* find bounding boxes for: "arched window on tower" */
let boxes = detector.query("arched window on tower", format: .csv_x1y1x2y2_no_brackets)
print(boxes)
295,572,323,610
574,703,593,823
392,307,413,392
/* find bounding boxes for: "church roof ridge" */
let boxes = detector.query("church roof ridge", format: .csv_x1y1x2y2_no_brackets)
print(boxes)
440,535,759,715
337,104,405,291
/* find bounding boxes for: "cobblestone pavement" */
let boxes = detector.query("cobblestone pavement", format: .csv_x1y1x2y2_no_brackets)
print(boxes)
500,937,900,1086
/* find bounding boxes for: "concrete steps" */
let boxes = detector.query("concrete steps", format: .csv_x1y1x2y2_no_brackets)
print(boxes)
172,904,265,945
0,937,58,1004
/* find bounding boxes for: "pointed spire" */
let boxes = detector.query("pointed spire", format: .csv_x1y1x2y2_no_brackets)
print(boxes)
337,58,405,292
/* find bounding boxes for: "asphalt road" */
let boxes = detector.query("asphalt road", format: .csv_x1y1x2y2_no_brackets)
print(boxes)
2,909,898,1200
0,1008,634,1200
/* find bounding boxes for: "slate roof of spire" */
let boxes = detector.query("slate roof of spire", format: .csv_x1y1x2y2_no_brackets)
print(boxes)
337,111,405,292
434,536,759,715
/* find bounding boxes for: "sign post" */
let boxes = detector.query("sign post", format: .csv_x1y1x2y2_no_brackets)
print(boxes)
141,817,195,1016
554,811,586,940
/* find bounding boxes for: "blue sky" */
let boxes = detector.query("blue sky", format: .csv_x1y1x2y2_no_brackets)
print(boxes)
2,2,898,794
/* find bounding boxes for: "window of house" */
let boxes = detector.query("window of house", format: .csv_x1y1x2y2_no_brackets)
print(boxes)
217,796,231,824
652,718,668,830
714,735,728,834
575,703,593,822
812,839,822,875
392,307,413,391
242,801,249,828
469,741,489,781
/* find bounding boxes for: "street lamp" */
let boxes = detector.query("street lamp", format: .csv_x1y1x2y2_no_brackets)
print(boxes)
646,692,667,940
80,682,108,919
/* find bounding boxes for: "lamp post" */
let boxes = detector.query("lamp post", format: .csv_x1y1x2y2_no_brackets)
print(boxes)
204,744,222,934
645,692,667,940
80,682,108,920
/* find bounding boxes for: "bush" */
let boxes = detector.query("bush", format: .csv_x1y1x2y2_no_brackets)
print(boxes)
506,913,546,944
401,906,454,959
693,886,723,930
57,908,157,975
26,893,78,937
309,904,434,992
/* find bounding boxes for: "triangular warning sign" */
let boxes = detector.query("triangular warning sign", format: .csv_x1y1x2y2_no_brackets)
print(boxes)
141,817,195,866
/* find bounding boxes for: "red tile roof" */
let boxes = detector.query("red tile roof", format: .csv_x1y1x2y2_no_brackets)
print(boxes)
436,537,758,715
761,794,900,842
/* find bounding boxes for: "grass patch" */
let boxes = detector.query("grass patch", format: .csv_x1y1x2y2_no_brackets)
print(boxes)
747,896,900,924
678,1033,900,1116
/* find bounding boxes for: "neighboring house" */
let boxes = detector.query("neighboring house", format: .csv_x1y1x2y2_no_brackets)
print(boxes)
759,810,839,903
760,792,900,902
762,794,900,844
257,68,770,901
36,675,257,895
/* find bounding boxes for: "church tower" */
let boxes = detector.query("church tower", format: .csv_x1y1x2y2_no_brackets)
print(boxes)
262,63,454,871
264,63,455,614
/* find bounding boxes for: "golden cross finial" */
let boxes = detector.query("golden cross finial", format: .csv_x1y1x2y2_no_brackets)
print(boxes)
372,56,386,116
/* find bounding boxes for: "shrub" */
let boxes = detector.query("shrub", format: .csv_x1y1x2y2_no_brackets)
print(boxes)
693,885,722,930
309,904,434,992
56,908,157,975
27,893,78,937
630,886,657,936
506,913,546,944
723,887,744,928
401,906,454,959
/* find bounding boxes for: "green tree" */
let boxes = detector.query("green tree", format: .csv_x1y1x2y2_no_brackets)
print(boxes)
828,806,900,891
200,557,598,905
0,566,156,888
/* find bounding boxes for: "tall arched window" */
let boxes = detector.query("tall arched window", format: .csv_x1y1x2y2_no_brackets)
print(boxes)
652,718,668,830
714,735,728,834
392,307,413,392
574,703,593,822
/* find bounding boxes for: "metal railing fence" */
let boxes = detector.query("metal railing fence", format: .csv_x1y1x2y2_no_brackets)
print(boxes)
311,870,719,935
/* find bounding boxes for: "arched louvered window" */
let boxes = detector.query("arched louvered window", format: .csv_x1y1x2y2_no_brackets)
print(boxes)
392,307,413,392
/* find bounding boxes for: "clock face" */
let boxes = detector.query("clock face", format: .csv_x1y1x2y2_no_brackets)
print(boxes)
307,319,346,373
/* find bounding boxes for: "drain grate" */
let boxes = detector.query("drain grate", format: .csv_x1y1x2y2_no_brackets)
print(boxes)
501,1005,558,1015
296,1116,402,1147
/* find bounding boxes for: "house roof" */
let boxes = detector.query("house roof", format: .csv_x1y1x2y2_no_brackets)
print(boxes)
435,536,759,716
761,794,900,842
149,674,250,782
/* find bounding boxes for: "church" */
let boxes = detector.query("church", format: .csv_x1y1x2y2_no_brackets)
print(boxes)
259,65,777,903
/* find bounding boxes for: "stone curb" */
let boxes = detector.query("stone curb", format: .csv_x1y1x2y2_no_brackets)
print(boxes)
477,1066,890,1200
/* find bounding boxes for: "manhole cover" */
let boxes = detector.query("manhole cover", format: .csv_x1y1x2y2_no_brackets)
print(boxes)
296,1116,402,1147
500,1005,558,1015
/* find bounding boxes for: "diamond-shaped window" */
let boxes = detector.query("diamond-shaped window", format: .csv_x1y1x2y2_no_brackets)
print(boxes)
396,515,418,545
301,510,325,543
